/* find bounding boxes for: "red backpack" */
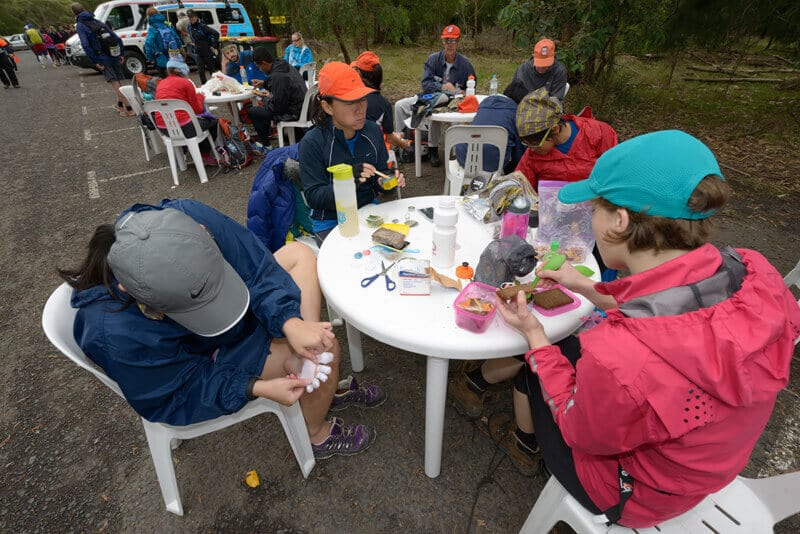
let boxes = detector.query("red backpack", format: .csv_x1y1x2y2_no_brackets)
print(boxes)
216,118,253,170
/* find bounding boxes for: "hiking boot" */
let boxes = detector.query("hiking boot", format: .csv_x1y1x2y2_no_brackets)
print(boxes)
311,417,376,460
449,372,485,419
429,147,441,167
489,413,540,477
329,375,386,412
401,148,414,163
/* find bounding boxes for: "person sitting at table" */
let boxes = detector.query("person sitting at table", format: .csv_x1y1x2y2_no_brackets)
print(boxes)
248,47,307,145
508,37,568,102
59,198,385,459
153,58,218,167
284,32,314,70
393,24,477,167
493,130,800,527
454,93,525,175
299,61,406,244
350,50,412,153
449,88,618,427
220,42,267,85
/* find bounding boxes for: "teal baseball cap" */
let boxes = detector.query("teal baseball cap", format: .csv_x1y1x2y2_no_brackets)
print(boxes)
558,130,724,219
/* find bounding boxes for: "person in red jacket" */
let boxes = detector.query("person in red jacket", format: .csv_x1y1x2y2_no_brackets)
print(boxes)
154,58,217,166
495,130,800,528
513,87,617,191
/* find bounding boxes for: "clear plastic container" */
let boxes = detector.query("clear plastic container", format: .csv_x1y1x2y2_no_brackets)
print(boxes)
453,282,497,333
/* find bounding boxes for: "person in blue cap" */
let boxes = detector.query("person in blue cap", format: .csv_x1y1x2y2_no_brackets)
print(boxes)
492,130,800,527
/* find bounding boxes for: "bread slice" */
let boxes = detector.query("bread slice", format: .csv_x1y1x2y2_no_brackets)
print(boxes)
533,288,574,309
495,282,538,301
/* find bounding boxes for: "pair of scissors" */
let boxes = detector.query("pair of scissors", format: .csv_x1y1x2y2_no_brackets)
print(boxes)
360,260,398,291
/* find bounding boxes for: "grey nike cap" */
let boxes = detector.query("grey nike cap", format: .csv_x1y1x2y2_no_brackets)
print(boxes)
108,208,250,336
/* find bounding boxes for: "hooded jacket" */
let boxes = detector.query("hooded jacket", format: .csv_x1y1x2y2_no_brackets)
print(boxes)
71,199,302,426
455,95,523,173
298,119,388,223
262,59,307,121
75,11,123,65
144,14,182,68
510,59,569,101
514,112,618,191
421,51,476,94
526,244,800,527
247,144,299,252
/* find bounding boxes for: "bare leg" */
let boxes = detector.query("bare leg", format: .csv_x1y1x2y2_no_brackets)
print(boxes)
481,357,524,384
513,387,535,434
109,80,130,108
273,241,323,322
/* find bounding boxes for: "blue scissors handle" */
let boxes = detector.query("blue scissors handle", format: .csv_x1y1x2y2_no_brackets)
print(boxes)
384,275,396,291
361,274,379,288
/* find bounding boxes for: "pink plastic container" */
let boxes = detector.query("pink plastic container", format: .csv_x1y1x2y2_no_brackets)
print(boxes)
453,282,498,333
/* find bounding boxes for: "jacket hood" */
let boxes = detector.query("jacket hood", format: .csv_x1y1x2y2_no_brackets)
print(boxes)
76,11,95,23
149,13,167,25
479,95,518,112
71,282,127,309
270,59,291,74
601,245,797,407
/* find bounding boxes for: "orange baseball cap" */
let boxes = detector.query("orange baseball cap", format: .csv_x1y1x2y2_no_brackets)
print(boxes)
350,51,381,72
318,61,376,101
533,38,556,67
441,25,460,39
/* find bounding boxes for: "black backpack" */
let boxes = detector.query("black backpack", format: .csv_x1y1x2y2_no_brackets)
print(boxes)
82,18,121,57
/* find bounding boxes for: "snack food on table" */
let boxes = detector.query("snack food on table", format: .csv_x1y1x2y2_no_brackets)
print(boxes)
533,288,574,310
495,282,538,300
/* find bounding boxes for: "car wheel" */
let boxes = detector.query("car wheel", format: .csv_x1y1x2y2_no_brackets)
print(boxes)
122,50,146,78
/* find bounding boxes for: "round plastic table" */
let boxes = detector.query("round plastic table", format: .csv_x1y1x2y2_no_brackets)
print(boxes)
317,195,600,478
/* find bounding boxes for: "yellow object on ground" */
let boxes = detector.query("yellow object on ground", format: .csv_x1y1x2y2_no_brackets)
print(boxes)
244,470,260,488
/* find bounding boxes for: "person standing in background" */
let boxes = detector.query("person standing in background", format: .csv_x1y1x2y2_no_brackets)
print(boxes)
187,9,219,85
283,32,313,70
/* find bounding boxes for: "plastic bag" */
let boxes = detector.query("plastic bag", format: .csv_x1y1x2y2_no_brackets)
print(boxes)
200,72,246,95
474,235,537,287
534,180,595,263
462,171,539,224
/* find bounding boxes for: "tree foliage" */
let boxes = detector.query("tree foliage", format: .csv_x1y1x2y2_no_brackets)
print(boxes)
0,0,105,35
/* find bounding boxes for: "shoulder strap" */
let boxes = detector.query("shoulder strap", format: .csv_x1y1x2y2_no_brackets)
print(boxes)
618,246,746,318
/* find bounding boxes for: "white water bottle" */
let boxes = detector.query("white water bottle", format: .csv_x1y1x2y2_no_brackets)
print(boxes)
328,164,359,237
431,198,458,269
239,65,249,86
489,74,498,96
465,75,476,96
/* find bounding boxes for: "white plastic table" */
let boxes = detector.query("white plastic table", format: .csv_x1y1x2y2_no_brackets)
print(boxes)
201,90,257,126
317,195,600,478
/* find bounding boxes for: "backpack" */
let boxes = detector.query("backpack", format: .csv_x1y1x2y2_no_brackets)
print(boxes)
82,19,121,57
156,25,181,58
25,28,43,45
217,118,254,170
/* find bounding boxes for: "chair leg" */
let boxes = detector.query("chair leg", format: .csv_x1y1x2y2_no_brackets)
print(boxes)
142,419,184,516
186,141,208,184
163,140,181,187
277,125,285,147
149,130,163,155
519,476,568,533
287,128,296,146
140,128,151,162
274,402,315,478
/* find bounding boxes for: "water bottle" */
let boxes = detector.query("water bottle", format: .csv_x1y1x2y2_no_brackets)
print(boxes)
465,75,476,96
328,163,359,237
431,198,458,269
500,195,530,241
239,65,249,86
489,74,498,96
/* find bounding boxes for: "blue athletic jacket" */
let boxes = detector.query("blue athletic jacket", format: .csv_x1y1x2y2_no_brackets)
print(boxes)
298,119,388,222
247,145,299,252
144,14,182,68
75,10,124,65
71,199,302,426
421,51,476,94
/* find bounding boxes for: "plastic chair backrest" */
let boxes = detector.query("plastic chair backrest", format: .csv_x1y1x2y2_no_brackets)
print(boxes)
299,63,316,85
142,99,203,143
563,82,570,99
119,85,142,115
298,82,318,122
42,283,125,398
444,124,507,182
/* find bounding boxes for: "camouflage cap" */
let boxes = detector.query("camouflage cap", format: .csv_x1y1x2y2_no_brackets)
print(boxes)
515,87,563,138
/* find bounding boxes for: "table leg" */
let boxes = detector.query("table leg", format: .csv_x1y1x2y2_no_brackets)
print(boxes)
228,102,240,127
424,356,449,478
345,321,364,372
414,127,422,178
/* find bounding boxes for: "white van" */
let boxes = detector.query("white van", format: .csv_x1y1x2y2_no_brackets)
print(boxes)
66,0,255,78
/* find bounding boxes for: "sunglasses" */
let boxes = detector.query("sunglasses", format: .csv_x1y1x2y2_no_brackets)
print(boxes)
442,38,458,44
522,126,553,149
291,38,300,42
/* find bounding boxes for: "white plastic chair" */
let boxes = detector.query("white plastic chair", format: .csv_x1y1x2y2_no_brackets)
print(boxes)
784,257,800,344
277,83,318,147
120,84,163,162
520,472,800,533
299,62,316,87
142,99,219,186
563,82,570,99
443,125,508,196
42,282,315,516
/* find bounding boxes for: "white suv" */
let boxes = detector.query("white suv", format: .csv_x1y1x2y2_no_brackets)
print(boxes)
66,0,255,78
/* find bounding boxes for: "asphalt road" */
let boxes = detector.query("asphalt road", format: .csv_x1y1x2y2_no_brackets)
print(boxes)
0,50,798,532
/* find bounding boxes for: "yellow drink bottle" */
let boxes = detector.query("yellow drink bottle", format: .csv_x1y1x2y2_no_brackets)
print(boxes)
328,164,360,237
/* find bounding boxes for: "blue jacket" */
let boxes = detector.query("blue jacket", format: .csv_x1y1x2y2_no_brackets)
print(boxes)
421,51,476,94
455,95,523,173
72,199,302,426
298,119,388,222
225,50,267,84
283,44,313,68
247,145,299,252
145,14,182,68
75,10,124,65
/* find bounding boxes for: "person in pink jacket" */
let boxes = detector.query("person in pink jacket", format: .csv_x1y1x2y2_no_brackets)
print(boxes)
496,130,800,528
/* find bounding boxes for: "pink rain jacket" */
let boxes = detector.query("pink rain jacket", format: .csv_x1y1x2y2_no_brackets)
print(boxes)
526,244,800,527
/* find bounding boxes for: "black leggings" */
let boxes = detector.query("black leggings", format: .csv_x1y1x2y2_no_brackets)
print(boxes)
519,336,603,514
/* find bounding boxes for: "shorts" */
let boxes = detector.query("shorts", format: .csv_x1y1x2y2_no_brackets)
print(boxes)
102,60,125,82
32,43,47,55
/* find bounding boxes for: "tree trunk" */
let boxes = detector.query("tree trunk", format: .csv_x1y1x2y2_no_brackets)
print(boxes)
332,23,350,64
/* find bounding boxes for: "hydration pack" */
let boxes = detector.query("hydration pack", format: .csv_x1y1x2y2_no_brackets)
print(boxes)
217,118,253,170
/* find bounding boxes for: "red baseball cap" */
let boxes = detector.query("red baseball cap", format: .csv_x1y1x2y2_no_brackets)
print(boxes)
350,51,381,72
533,38,556,67
441,25,460,39
318,61,375,101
